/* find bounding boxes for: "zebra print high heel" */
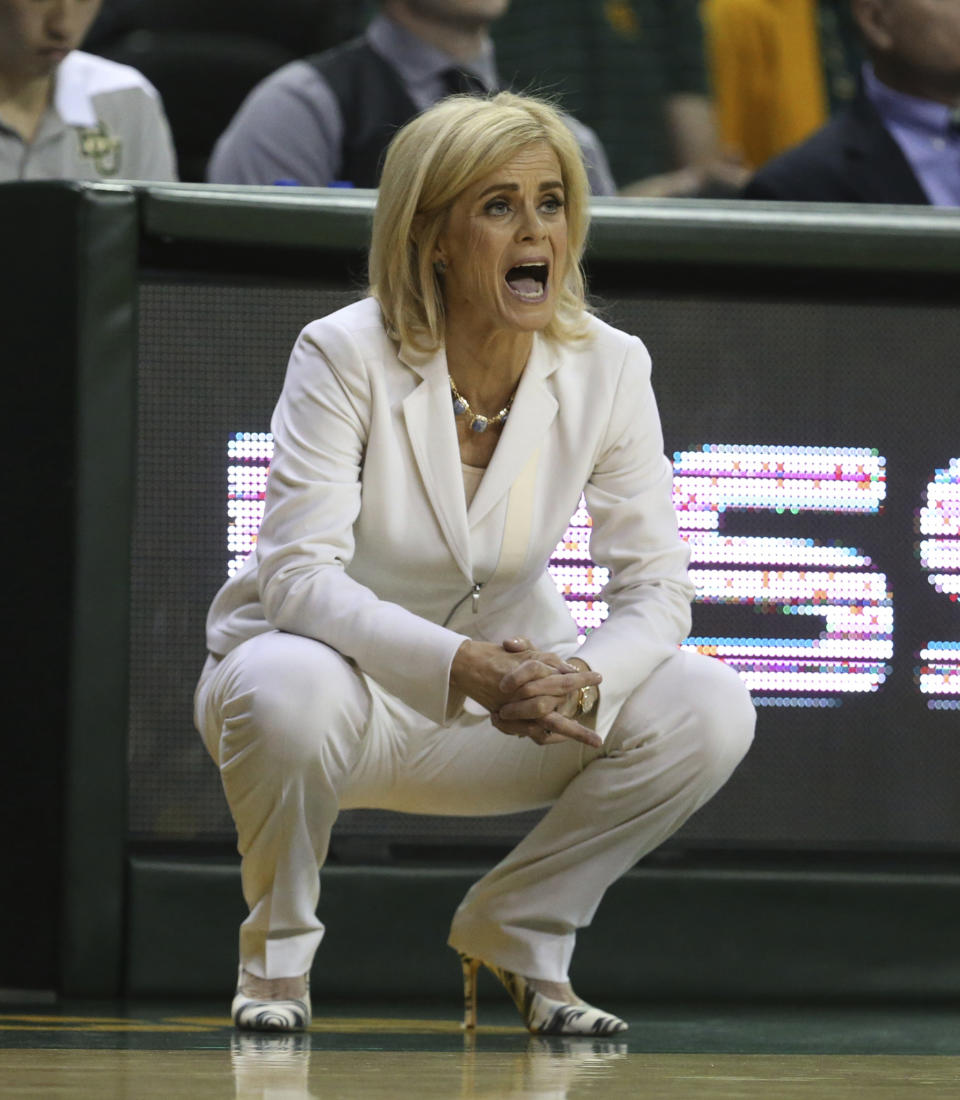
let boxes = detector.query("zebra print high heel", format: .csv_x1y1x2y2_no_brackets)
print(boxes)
459,953,627,1036
231,967,311,1032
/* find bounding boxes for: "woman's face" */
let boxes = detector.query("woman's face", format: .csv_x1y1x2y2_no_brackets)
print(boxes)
433,142,569,337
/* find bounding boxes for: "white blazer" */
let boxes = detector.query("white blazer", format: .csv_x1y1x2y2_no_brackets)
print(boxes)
206,297,694,743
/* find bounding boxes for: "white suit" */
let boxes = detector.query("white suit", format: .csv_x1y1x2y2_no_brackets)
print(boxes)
195,297,755,982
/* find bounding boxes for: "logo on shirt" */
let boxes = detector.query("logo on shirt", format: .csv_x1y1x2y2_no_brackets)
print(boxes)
76,122,121,177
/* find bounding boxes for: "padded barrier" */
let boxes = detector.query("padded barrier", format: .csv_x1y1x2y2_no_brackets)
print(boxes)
127,855,960,1001
0,182,138,995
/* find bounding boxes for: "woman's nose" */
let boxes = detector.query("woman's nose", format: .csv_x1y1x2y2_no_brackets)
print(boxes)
516,203,546,239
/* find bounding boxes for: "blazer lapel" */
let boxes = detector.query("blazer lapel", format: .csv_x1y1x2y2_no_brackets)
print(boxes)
399,341,474,582
468,334,559,529
843,92,929,204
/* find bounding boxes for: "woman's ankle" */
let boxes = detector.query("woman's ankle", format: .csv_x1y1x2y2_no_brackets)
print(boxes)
524,977,581,1004
238,969,309,1001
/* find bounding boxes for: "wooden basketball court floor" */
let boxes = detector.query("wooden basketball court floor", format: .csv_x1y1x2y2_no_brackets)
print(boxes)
3,999,960,1098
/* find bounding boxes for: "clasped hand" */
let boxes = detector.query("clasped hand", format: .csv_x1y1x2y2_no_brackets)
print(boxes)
450,637,602,748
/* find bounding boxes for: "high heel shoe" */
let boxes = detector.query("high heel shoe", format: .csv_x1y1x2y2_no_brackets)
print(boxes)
459,953,628,1036
231,966,311,1032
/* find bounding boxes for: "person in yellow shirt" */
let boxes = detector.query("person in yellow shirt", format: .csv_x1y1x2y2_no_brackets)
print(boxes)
702,0,828,170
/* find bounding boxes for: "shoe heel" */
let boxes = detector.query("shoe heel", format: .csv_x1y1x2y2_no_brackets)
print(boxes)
460,953,480,1030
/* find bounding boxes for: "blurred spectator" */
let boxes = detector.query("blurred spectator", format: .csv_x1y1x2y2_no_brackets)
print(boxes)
83,0,361,180
703,0,828,170
0,0,176,181
207,0,616,195
702,0,862,171
493,0,747,197
742,0,960,204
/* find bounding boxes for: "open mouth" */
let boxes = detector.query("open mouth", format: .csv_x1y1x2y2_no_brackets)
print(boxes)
505,262,548,302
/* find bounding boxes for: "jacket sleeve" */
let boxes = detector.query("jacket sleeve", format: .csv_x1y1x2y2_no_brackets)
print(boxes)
576,336,695,742
254,320,470,724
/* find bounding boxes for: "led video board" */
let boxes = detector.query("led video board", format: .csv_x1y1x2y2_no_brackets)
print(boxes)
227,434,958,712
129,282,960,849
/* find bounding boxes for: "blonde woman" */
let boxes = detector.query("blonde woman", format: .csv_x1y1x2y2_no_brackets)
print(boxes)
195,91,755,1035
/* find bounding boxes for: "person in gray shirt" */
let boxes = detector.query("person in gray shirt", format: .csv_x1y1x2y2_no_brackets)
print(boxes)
207,0,616,195
0,0,177,182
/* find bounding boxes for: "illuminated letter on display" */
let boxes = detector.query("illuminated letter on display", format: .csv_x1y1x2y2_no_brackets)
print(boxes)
672,445,891,706
227,433,272,577
915,457,960,710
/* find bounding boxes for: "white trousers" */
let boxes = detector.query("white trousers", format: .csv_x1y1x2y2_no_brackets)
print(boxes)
194,631,755,983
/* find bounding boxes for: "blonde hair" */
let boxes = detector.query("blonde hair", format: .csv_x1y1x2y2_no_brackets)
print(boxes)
368,91,592,352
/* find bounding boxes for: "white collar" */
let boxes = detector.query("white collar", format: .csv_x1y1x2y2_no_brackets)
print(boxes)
52,52,101,128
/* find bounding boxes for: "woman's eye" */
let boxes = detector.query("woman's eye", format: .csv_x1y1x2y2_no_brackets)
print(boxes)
485,199,511,215
541,196,564,213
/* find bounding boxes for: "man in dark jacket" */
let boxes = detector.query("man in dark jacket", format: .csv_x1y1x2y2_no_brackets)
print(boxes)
207,0,616,194
743,0,960,205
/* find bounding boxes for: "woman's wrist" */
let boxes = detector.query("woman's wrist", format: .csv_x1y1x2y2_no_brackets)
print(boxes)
449,639,473,690
450,639,490,690
565,657,598,716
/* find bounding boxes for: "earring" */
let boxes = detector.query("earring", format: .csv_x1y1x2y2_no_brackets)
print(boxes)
434,258,447,275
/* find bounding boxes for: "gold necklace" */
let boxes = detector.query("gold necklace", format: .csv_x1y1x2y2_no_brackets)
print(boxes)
449,376,515,433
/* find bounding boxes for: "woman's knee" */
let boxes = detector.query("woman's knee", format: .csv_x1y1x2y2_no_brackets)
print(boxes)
216,632,370,769
616,650,755,782
680,652,756,781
